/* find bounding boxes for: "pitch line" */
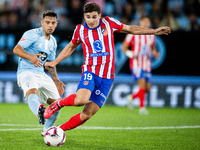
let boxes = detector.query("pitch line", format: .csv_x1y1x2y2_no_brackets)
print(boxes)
0,124,200,131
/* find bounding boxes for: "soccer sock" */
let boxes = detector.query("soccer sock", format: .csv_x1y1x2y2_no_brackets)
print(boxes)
60,113,86,131
132,88,145,99
58,94,76,107
44,110,60,130
27,94,41,117
138,89,145,108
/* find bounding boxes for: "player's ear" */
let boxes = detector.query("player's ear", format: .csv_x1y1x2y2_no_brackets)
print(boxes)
98,13,101,19
41,20,43,26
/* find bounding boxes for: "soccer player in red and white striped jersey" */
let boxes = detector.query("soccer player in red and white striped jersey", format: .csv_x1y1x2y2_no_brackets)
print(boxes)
122,16,160,115
44,3,170,131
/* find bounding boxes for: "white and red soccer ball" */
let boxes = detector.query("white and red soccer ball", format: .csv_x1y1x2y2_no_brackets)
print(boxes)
44,126,66,147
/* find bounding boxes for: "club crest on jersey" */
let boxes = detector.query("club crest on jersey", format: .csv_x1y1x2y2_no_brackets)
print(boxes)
93,40,103,52
83,81,89,85
102,28,108,36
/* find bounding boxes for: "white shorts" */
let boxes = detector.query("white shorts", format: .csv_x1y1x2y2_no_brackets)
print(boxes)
17,71,60,103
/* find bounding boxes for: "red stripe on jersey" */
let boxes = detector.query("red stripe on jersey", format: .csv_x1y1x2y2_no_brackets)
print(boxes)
110,28,115,78
72,17,123,79
84,28,93,72
92,28,101,76
71,25,81,45
101,21,110,78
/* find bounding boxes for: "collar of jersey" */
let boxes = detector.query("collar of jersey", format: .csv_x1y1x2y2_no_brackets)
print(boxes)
84,19,101,30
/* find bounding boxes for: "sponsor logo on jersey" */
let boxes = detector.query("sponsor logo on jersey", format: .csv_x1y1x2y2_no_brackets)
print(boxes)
90,52,109,57
95,90,106,99
93,40,103,52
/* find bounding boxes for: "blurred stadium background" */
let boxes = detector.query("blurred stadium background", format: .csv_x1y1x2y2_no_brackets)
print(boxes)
0,0,200,109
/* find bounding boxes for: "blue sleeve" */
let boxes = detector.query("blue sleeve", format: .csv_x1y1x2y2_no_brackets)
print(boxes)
18,29,39,49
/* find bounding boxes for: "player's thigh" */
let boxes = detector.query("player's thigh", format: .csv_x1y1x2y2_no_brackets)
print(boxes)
17,71,39,98
75,88,92,105
76,71,95,104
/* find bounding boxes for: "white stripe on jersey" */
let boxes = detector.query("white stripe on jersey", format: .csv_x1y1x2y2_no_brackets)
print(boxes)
88,30,97,73
102,18,113,78
97,27,106,77
79,25,88,71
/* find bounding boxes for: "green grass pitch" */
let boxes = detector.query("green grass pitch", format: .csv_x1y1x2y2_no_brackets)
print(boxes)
0,103,200,150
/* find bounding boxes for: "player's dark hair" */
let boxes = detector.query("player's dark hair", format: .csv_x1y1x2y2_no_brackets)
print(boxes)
83,2,101,14
43,10,57,19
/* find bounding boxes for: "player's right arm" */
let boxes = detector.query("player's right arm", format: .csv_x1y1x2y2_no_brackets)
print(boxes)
13,44,43,67
45,41,79,68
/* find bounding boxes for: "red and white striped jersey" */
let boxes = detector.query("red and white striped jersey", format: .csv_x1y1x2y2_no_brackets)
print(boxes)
71,16,123,79
124,34,156,72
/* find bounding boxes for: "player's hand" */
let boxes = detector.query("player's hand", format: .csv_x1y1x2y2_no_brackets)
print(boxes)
30,53,43,67
152,50,159,59
155,26,171,35
54,80,65,96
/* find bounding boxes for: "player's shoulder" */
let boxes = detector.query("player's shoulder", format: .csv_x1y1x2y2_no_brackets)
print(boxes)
102,16,121,24
75,24,83,30
23,27,41,38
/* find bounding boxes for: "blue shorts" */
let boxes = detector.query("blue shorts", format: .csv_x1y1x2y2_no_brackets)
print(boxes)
77,71,114,108
131,68,152,83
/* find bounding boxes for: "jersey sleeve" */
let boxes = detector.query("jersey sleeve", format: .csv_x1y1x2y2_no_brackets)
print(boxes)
17,29,39,49
107,17,123,33
71,25,82,45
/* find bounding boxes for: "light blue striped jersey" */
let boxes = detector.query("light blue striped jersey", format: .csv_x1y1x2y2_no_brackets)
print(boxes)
17,27,57,75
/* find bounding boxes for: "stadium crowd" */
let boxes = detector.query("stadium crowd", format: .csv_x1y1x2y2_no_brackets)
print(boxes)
0,0,200,31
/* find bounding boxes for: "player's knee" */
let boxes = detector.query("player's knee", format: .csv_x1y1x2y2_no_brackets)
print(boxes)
26,88,38,97
75,96,89,106
80,112,92,121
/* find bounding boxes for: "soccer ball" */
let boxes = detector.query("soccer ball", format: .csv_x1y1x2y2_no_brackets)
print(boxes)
44,126,66,146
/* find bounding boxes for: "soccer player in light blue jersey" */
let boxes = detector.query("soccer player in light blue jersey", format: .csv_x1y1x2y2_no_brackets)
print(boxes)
13,10,65,136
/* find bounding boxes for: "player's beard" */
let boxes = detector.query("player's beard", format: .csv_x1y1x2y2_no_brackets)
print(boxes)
45,29,54,36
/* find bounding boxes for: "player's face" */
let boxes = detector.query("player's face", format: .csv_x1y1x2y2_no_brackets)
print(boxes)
140,18,151,28
84,11,101,29
41,16,57,36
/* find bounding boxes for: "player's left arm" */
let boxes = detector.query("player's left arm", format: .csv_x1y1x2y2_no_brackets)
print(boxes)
46,64,65,96
121,24,171,35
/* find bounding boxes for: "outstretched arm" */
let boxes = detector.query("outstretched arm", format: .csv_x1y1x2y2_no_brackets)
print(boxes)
121,24,171,35
45,41,79,68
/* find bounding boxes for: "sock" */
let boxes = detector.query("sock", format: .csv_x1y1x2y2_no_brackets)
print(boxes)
132,88,145,99
44,110,60,129
27,94,41,117
59,94,76,107
60,113,86,131
138,89,145,108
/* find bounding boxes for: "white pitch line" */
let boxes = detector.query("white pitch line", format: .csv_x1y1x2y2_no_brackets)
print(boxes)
0,124,200,131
